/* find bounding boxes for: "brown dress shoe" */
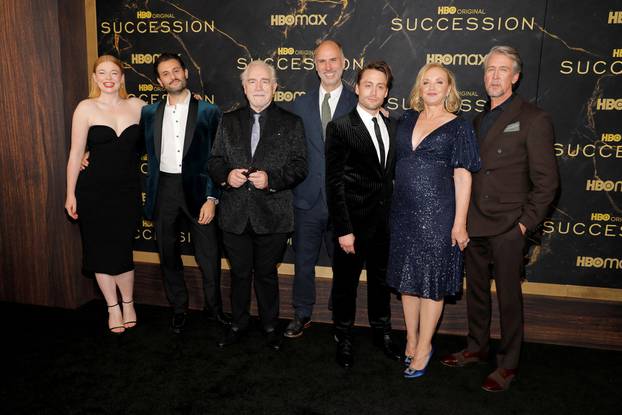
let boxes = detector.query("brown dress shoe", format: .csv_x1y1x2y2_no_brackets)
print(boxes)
482,368,517,392
440,349,487,367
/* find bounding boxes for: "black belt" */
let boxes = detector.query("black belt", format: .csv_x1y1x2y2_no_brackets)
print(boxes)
160,172,182,178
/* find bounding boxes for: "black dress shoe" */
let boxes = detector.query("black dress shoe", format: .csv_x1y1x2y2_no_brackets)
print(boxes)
204,309,231,326
373,333,401,361
171,312,187,334
336,338,354,368
217,327,243,348
265,329,283,351
283,315,311,338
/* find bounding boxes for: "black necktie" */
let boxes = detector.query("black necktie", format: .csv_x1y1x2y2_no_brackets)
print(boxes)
372,117,385,168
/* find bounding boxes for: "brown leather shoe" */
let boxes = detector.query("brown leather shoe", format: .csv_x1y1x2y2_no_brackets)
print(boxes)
440,349,487,367
482,368,517,392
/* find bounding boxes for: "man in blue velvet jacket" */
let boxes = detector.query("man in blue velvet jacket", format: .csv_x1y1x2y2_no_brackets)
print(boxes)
142,53,226,333
284,40,358,338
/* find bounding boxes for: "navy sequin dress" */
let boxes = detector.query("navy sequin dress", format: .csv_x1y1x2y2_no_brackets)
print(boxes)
386,110,480,300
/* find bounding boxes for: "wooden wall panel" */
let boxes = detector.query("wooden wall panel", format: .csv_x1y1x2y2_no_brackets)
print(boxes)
133,263,622,350
0,0,94,307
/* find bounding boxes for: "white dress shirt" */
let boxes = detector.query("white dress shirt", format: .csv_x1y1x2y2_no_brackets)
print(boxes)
356,105,390,165
319,83,343,118
160,89,190,173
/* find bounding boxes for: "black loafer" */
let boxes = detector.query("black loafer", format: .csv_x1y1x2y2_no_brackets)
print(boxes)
373,333,401,361
217,327,243,348
204,309,231,326
171,312,187,334
336,338,354,368
283,315,311,338
266,329,283,351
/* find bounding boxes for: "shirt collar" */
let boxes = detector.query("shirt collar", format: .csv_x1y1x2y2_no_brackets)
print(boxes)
484,93,515,113
249,102,272,119
356,104,381,125
166,89,191,107
319,83,343,99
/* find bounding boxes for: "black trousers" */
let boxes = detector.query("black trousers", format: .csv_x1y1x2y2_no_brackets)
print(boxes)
154,173,222,314
465,225,526,370
331,223,392,340
222,224,288,331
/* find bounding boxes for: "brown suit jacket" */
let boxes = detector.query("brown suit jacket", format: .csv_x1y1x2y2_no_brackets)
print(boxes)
467,95,559,237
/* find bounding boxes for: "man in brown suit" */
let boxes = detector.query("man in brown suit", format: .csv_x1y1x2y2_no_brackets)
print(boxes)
440,46,559,392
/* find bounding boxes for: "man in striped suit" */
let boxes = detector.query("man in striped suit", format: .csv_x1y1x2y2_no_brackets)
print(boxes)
325,61,400,368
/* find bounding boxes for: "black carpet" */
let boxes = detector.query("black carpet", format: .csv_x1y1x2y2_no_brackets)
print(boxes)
2,300,620,414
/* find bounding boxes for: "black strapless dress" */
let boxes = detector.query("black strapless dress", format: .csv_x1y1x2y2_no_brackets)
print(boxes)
75,124,141,275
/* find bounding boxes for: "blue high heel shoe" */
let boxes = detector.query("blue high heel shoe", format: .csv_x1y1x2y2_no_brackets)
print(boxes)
403,347,434,379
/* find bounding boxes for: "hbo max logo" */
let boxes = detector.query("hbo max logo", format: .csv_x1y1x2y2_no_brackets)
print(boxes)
270,14,327,26
576,256,622,269
131,54,160,64
274,91,305,102
585,179,622,192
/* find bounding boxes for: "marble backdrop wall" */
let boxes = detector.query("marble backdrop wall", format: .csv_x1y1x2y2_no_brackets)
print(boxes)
96,0,622,291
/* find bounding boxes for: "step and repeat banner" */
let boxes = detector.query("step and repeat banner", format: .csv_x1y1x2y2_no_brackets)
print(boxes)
95,1,622,290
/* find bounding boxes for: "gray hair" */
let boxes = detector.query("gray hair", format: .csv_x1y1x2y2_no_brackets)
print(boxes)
240,60,277,84
483,45,522,74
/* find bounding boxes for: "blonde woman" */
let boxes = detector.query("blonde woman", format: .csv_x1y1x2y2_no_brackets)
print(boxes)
386,63,480,377
65,55,145,334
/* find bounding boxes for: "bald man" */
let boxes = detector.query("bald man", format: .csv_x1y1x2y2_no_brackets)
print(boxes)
285,40,358,338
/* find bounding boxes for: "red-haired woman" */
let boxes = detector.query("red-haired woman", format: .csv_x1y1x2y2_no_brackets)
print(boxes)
65,55,145,334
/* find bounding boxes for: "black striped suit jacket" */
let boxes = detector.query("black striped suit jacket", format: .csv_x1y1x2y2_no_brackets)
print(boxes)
325,108,396,241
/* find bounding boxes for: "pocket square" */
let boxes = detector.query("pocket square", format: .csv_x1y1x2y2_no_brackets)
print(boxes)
503,122,520,133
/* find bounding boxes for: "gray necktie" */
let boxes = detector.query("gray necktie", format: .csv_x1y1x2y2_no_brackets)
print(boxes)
321,92,331,139
251,113,260,156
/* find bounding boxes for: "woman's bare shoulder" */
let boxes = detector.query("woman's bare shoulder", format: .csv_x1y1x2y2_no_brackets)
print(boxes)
127,96,147,108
